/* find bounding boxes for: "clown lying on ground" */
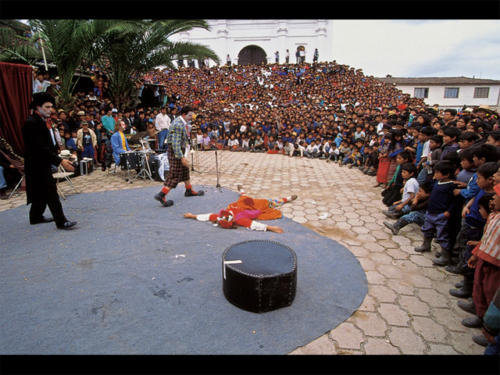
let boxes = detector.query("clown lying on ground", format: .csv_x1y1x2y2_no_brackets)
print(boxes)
183,185,297,233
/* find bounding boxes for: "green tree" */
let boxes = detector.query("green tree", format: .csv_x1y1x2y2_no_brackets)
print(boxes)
92,20,219,109
28,19,113,110
0,21,47,66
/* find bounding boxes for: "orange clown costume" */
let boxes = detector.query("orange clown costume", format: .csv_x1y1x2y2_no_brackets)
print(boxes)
184,186,296,232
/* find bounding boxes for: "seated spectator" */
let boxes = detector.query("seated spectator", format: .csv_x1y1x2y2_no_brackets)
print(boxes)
383,163,419,219
304,140,320,158
384,180,432,235
338,140,351,165
381,151,413,207
227,134,240,151
110,120,131,165
267,135,279,154
240,134,250,152
327,143,340,163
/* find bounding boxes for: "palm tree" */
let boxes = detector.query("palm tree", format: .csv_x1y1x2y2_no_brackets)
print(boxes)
91,20,219,109
0,22,46,66
28,19,112,110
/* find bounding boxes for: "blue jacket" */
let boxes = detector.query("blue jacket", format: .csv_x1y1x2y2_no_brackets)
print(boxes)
110,131,130,165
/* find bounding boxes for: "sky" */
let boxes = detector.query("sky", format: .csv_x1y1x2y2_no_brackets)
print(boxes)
331,20,500,80
19,19,500,80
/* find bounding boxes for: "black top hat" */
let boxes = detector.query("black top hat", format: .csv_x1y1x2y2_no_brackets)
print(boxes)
30,92,55,109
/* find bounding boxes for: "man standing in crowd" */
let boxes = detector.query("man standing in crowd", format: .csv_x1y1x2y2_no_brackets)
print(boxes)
154,106,204,207
313,48,319,64
22,93,77,230
101,108,115,136
155,106,171,151
443,108,457,126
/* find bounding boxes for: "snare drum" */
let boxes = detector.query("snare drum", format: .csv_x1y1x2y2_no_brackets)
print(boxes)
119,151,141,170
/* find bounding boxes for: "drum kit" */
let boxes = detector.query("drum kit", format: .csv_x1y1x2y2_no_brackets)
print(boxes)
118,138,157,183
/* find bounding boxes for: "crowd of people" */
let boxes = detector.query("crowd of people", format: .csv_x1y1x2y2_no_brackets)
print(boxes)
2,58,500,354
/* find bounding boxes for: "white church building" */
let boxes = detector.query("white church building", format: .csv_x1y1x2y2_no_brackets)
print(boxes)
169,19,334,66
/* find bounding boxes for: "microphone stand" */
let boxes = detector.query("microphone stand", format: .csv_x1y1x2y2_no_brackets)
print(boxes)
215,150,221,189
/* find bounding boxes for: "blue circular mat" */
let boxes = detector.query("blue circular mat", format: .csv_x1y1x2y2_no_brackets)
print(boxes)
0,185,367,354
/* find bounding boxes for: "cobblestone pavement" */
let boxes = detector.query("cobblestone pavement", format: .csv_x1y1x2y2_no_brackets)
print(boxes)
0,150,485,355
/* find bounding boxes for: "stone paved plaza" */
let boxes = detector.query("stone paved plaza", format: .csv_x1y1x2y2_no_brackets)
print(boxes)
0,150,485,355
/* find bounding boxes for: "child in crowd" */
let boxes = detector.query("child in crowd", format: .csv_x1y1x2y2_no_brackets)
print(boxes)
338,140,351,165
381,150,413,207
463,182,500,348
227,134,240,151
418,134,443,185
383,163,419,219
240,134,250,151
327,143,340,163
305,140,320,158
384,180,431,235
283,141,294,157
448,162,499,295
415,161,458,266
201,132,211,151
343,144,360,168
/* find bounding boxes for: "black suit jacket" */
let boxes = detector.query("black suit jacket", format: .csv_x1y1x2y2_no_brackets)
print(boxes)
22,114,62,203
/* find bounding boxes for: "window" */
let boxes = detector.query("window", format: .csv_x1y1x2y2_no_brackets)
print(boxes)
414,87,429,98
474,87,489,98
444,87,459,98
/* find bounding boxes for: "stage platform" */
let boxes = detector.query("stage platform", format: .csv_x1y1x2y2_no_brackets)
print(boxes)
0,185,367,354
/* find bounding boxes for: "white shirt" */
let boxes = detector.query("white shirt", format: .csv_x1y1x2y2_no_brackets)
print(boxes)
402,177,419,202
377,122,384,135
228,138,239,147
155,113,171,131
306,144,318,153
421,140,431,159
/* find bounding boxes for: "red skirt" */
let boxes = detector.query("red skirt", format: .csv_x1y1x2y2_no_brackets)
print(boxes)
376,157,390,184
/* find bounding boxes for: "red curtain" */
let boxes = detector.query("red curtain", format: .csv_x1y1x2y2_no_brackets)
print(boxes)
0,62,33,155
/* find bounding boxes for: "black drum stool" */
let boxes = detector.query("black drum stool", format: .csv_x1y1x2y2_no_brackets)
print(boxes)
222,240,297,313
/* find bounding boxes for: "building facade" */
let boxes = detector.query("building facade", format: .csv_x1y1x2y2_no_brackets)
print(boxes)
169,19,334,66
376,77,500,111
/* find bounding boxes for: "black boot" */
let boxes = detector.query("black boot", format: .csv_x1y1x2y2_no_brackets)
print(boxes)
455,280,464,288
462,316,482,328
185,188,204,197
445,262,465,275
433,247,451,266
472,335,489,347
384,218,407,235
449,274,473,299
154,192,173,207
415,237,432,252
0,188,7,200
457,299,476,315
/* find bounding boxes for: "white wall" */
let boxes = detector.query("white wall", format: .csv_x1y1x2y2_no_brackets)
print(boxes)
169,20,334,66
396,85,500,109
